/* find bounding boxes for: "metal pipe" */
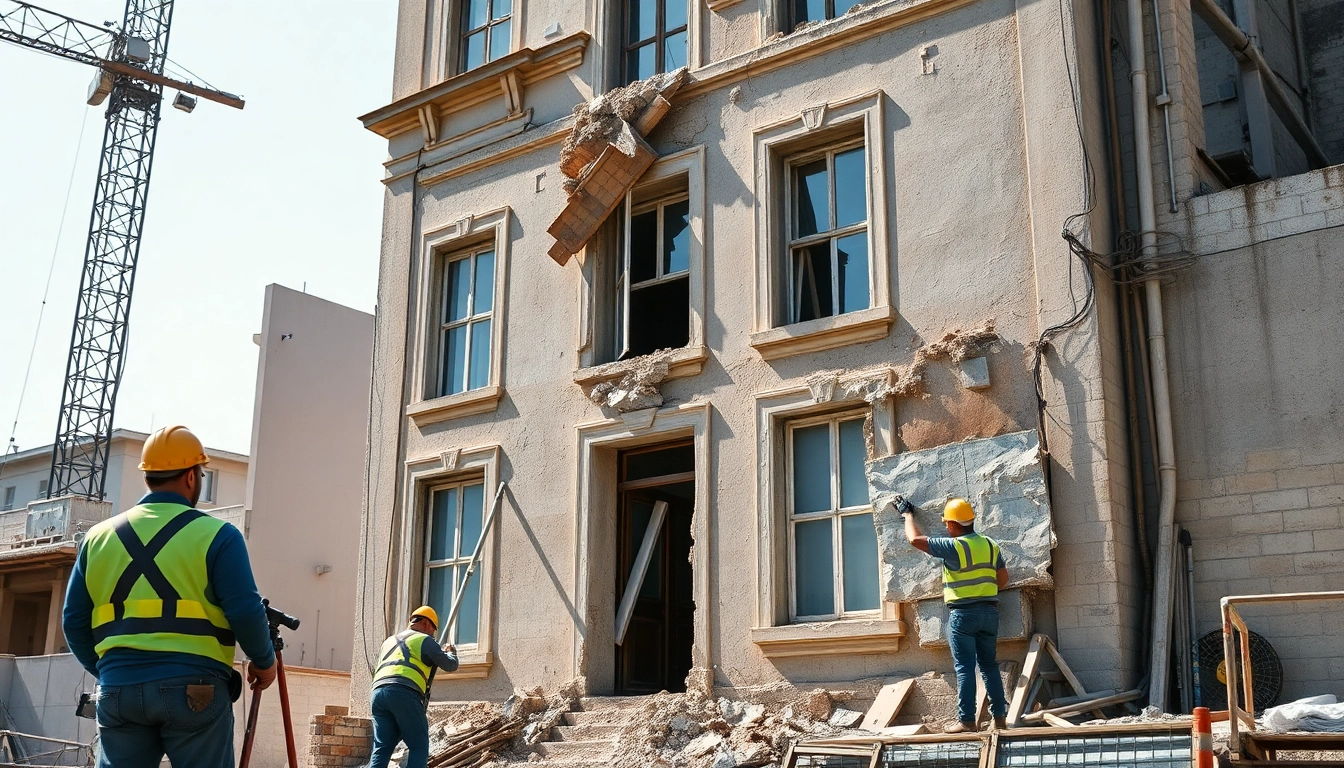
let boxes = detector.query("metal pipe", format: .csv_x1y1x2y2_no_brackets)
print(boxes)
439,481,507,644
1287,0,1313,131
1149,0,1178,211
1128,0,1180,712
1191,0,1331,168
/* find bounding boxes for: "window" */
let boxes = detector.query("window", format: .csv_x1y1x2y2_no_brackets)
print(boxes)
790,0,863,30
1,486,13,511
459,0,512,72
37,479,47,498
787,414,879,620
423,480,485,646
624,0,688,84
786,142,869,324
613,191,691,359
437,248,496,398
200,469,217,504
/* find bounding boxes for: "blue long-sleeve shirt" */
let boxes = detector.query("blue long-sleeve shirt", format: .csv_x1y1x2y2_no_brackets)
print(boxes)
63,491,276,685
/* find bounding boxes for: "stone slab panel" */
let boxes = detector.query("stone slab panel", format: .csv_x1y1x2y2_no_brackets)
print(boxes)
866,430,1055,602
914,589,1032,648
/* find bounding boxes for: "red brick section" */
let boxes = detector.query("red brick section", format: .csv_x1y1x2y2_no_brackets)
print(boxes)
547,134,657,265
308,706,372,768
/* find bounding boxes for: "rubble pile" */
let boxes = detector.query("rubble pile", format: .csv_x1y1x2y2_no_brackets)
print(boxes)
558,68,688,187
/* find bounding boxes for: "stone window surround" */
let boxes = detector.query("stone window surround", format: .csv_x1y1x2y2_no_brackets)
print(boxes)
752,382,905,658
750,90,894,361
426,0,527,84
575,146,709,385
399,444,502,680
572,402,713,691
406,207,511,427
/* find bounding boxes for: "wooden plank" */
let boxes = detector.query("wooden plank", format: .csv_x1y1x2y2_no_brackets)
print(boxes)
1041,713,1076,728
1047,689,1118,708
1007,634,1047,726
861,679,916,730
876,724,927,736
614,500,667,645
1021,689,1144,723
1024,674,1047,716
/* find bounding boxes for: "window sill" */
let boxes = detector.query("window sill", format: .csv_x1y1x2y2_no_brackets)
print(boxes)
406,385,503,426
749,306,893,361
751,617,906,658
432,651,494,681
574,346,709,387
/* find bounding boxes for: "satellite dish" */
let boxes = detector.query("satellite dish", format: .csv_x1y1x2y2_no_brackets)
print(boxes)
1197,629,1282,712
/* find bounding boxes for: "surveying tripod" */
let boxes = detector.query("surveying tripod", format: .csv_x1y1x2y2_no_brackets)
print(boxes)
239,599,301,768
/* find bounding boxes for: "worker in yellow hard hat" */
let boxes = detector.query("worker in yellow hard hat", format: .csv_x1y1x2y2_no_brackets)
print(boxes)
62,425,277,767
899,496,1010,733
368,606,459,768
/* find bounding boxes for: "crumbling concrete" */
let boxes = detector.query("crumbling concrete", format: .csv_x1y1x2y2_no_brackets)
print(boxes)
866,430,1055,603
891,320,1001,398
586,353,673,412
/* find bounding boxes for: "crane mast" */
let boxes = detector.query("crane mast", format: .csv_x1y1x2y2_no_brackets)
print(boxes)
1,0,241,499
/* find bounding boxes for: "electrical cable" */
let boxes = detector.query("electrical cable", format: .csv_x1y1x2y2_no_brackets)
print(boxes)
0,107,92,486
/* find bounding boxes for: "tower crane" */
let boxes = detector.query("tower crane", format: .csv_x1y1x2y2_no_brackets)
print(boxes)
0,1,242,500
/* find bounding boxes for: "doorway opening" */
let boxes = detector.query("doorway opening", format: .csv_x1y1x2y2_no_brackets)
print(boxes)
614,441,695,695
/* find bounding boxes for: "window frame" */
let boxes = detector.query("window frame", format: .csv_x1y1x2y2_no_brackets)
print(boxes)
422,477,488,648
2,485,14,511
458,0,514,73
407,208,511,427
783,139,870,325
750,91,893,361
614,191,693,359
788,0,863,31
784,411,880,622
435,245,497,398
200,469,217,505
621,0,690,85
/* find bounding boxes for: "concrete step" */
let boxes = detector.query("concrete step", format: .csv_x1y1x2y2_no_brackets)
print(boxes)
561,707,638,727
577,694,658,711
534,739,613,761
550,722,624,741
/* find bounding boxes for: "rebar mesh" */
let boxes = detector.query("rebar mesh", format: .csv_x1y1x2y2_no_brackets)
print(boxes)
996,733,1191,767
880,741,982,767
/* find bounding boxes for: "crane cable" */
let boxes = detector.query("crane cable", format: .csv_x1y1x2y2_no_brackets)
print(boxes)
0,107,92,486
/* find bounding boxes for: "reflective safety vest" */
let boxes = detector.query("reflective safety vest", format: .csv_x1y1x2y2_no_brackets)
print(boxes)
942,533,1002,606
82,503,236,666
373,630,435,694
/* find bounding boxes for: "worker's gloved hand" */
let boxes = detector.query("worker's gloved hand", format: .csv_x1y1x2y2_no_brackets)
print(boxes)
894,496,916,516
247,660,277,691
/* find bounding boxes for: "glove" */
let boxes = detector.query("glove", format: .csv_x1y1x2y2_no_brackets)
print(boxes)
247,660,277,691
894,496,916,516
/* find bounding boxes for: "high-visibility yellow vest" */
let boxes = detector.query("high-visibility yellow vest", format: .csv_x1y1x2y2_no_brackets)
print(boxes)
373,630,435,694
942,533,1002,605
82,503,236,667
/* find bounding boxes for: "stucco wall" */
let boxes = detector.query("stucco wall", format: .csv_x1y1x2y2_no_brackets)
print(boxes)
245,285,374,673
353,0,1135,712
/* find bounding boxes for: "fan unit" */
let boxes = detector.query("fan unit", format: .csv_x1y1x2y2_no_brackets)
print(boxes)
1196,629,1282,712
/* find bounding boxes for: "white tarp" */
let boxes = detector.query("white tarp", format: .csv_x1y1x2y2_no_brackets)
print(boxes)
866,430,1055,603
1262,694,1344,732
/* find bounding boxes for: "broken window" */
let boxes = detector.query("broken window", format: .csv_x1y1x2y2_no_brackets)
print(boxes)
459,0,511,73
623,0,688,84
786,141,870,324
612,185,691,360
424,479,484,646
437,247,495,398
787,413,880,620
790,0,863,30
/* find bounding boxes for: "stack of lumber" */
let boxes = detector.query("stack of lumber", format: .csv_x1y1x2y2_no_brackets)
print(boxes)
1007,634,1143,727
426,716,523,768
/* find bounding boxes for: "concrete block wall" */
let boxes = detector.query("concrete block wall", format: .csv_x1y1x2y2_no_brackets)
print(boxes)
1301,0,1344,163
1183,165,1344,255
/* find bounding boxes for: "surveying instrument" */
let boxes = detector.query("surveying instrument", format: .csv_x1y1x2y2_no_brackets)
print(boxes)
239,598,301,768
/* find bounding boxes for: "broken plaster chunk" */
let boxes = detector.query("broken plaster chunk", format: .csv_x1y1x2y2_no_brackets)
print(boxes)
828,708,864,728
957,356,991,390
586,354,672,413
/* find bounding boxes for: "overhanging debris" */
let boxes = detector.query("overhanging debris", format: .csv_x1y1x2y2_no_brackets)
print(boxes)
865,430,1054,604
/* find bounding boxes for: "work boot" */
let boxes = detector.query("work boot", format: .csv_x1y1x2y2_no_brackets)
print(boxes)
944,720,978,734
994,716,1009,730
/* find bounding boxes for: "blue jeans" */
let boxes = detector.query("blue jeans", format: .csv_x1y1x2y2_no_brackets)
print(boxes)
95,674,233,768
948,604,1008,723
369,684,430,768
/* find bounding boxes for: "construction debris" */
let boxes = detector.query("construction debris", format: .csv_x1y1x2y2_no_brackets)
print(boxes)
586,353,673,412
890,320,1001,398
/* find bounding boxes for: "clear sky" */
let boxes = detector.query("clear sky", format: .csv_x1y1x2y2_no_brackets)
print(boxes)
0,1,397,459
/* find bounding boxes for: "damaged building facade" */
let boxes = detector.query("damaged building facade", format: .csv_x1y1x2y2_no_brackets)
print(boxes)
352,0,1344,719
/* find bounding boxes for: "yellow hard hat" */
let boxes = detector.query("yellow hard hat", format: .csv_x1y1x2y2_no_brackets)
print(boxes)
410,605,439,630
139,425,210,472
943,498,975,523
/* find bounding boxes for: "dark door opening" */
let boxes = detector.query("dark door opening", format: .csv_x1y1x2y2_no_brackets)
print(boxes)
615,442,695,695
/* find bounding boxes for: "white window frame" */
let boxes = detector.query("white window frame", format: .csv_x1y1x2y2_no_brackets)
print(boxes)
436,246,496,398
200,469,217,505
407,208,511,427
785,411,878,622
37,479,48,498
2,485,14,511
783,140,869,325
400,444,501,679
750,91,893,361
422,478,487,647
427,0,525,84
614,191,692,359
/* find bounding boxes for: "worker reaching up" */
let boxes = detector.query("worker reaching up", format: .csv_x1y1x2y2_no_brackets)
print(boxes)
901,497,1011,733
62,425,277,767
369,606,460,768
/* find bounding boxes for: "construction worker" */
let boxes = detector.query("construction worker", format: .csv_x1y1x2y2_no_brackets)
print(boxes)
900,496,1010,733
62,425,277,767
369,606,459,768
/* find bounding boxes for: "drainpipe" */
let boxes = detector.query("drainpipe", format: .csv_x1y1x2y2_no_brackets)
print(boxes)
1191,0,1331,168
1127,0,1180,711
1149,0,1178,212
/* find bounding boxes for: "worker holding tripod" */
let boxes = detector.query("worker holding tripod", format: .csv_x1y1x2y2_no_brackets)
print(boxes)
62,425,277,767
369,606,459,768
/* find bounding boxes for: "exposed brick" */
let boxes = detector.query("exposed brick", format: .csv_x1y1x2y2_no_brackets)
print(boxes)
1283,507,1342,532
1249,555,1295,577
1200,495,1252,518
1226,473,1277,494
1261,531,1315,556
325,705,350,716
1246,449,1301,472
1199,558,1251,580
1296,551,1344,574
1275,466,1336,489
1252,488,1310,513
1313,528,1344,552
1308,485,1344,507
1232,512,1284,535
